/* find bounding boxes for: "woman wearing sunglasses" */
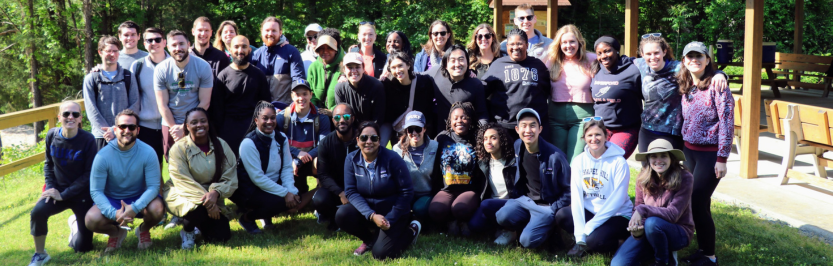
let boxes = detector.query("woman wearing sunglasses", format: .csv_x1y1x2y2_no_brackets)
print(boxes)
543,25,596,162
414,20,454,73
337,121,422,259
393,111,441,223
429,102,484,236
466,24,505,80
348,22,386,78
556,118,633,257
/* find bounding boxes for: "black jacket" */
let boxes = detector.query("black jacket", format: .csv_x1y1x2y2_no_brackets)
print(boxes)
477,156,517,200
513,137,571,212
316,131,359,195
426,67,489,132
349,46,387,79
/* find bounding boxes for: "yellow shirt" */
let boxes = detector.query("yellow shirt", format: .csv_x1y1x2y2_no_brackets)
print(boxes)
163,136,238,217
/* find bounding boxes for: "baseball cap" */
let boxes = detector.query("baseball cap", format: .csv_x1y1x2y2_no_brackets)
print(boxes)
403,111,426,128
291,79,311,92
304,23,323,35
682,41,708,56
315,35,337,51
515,108,541,124
343,52,363,66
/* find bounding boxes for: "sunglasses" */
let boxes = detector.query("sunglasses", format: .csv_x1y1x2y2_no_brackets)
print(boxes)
516,15,535,21
476,34,493,40
61,111,81,118
582,116,603,122
178,72,186,89
333,114,352,121
406,126,423,134
431,31,448,37
117,124,138,131
360,21,376,26
145,37,163,44
641,33,662,39
359,134,380,143
306,35,318,41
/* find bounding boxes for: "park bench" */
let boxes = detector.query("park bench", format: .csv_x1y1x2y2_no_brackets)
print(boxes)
776,101,833,191
771,53,833,98
732,96,777,157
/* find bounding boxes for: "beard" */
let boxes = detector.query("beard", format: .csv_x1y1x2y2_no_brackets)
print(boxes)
263,36,278,47
118,134,136,147
173,51,189,62
232,53,250,66
336,123,353,135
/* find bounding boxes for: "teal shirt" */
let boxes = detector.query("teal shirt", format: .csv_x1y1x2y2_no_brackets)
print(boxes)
90,139,161,220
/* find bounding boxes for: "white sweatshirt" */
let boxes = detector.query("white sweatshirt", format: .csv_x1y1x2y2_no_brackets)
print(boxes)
570,141,634,243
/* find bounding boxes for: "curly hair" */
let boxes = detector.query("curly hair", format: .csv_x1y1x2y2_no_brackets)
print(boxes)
446,101,479,138
475,123,514,162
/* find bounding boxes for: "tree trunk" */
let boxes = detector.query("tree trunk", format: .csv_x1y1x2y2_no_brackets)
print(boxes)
27,0,43,142
83,0,94,72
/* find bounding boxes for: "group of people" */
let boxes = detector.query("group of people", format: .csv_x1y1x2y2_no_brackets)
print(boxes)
29,3,734,266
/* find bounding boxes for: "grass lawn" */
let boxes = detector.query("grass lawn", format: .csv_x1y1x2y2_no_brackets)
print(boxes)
2,163,832,265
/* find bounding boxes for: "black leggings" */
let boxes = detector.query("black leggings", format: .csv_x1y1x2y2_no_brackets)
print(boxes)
230,187,290,220
335,203,415,260
638,127,684,153
555,206,630,254
312,189,341,222
683,147,721,256
30,196,94,252
181,205,231,243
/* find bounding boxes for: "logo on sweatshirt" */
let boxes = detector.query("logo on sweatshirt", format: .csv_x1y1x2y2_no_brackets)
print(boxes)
583,176,605,192
595,86,611,97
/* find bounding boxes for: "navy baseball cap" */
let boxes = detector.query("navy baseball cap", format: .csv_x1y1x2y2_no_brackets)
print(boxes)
516,108,541,124
403,111,426,128
291,79,311,91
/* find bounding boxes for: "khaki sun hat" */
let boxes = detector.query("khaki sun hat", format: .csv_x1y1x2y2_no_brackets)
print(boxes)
634,139,686,162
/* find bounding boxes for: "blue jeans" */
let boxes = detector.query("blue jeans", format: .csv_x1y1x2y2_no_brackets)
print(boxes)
610,217,689,265
468,199,508,233
495,197,555,248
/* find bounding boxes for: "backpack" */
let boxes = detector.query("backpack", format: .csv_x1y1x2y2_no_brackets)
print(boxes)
282,108,321,151
92,67,132,99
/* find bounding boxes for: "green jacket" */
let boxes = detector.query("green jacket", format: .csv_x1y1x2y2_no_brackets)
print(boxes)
308,47,344,109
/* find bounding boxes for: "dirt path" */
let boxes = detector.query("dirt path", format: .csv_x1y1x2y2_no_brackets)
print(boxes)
1,125,37,148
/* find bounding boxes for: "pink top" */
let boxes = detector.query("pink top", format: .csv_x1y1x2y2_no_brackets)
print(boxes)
545,52,596,103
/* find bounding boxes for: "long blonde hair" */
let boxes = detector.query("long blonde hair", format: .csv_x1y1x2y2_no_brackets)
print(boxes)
546,25,592,82
213,20,239,52
466,24,501,70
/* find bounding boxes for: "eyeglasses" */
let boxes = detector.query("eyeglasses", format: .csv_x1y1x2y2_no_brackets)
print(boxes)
117,124,138,131
516,15,535,21
177,72,186,89
145,37,163,44
476,34,493,40
61,111,81,118
359,134,379,142
360,21,376,26
406,126,423,134
431,31,448,37
306,35,318,41
582,116,603,122
333,114,352,121
641,33,662,39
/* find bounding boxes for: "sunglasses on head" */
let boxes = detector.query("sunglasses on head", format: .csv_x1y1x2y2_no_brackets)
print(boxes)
62,111,81,118
333,114,352,121
641,33,662,39
360,21,376,26
359,134,379,142
516,15,534,21
406,126,423,134
117,124,138,131
145,37,163,44
582,116,603,122
306,35,318,41
178,72,186,89
431,31,448,37
476,34,493,40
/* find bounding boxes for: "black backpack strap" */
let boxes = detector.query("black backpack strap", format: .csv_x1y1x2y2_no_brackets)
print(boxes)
133,57,145,98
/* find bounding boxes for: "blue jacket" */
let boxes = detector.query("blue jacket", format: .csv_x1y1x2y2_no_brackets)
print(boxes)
344,148,414,226
414,48,436,74
275,103,331,165
90,139,161,220
513,137,571,212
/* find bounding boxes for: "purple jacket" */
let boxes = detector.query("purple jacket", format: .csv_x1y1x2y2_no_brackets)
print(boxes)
681,83,734,161
633,170,695,246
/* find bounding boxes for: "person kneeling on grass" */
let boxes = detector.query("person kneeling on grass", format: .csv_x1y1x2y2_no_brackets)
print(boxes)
611,139,693,266
556,118,633,257
393,111,441,224
467,123,517,245
494,109,571,249
85,109,165,252
312,103,359,231
336,121,422,259
29,101,98,266
229,101,300,234
164,108,238,249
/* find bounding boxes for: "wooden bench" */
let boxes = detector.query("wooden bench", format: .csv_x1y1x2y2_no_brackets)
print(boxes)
733,96,776,157
721,62,784,98
772,53,833,98
777,101,833,191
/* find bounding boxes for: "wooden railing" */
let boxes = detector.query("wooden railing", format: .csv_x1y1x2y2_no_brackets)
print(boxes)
0,99,85,177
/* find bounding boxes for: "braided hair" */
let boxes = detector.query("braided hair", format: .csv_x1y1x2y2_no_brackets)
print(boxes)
247,101,276,135
446,101,479,138
183,107,227,183
475,122,514,162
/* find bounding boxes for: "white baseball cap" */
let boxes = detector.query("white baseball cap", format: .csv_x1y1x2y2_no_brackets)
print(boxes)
305,23,323,35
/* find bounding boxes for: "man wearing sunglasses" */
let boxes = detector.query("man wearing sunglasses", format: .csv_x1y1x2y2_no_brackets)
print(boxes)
130,27,169,167
252,16,306,105
83,35,141,150
28,101,98,265
301,23,323,75
312,103,359,230
499,4,553,60
116,21,148,69
86,109,165,252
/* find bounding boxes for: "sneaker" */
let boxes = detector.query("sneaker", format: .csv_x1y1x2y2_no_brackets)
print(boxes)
28,252,50,266
238,218,262,234
165,216,181,230
409,220,422,245
180,229,196,250
314,210,329,224
353,243,371,256
105,228,128,252
682,249,706,263
459,221,471,237
134,223,153,250
493,230,517,245
690,257,719,266
67,215,78,245
670,251,678,266
193,227,201,235
260,219,275,230
447,221,460,236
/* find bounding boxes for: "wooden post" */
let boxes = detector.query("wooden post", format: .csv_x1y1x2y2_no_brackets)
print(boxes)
793,0,804,83
624,0,639,57
740,0,764,179
494,0,504,40
547,0,558,39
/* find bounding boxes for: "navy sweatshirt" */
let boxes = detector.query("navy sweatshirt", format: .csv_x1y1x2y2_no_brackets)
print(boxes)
44,128,98,200
481,56,551,132
590,55,643,129
344,148,414,226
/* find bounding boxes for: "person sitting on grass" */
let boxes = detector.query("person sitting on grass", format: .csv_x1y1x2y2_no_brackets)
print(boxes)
393,111,441,224
611,139,694,266
336,121,422,259
85,109,165,252
229,101,299,234
494,108,571,249
556,118,633,257
29,101,98,266
312,103,359,231
467,123,517,245
164,107,238,249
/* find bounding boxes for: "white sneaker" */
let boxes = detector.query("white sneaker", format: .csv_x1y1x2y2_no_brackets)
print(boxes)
671,251,679,266
165,216,181,230
493,230,517,245
409,220,422,245
193,227,201,235
180,229,196,250
28,252,50,266
67,215,78,245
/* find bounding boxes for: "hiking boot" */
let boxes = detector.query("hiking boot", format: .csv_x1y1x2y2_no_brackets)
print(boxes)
180,229,196,250
28,252,50,266
67,215,78,245
238,218,262,234
447,221,460,236
353,243,372,256
410,220,422,245
493,230,517,245
105,228,128,252
134,223,153,250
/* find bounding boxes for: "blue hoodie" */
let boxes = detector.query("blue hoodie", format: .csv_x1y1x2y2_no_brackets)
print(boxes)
90,139,161,220
344,148,414,226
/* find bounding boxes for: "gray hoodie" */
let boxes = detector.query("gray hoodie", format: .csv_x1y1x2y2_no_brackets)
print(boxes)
393,139,440,197
82,66,140,138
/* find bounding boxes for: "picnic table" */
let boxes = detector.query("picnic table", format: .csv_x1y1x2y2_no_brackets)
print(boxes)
716,62,782,98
